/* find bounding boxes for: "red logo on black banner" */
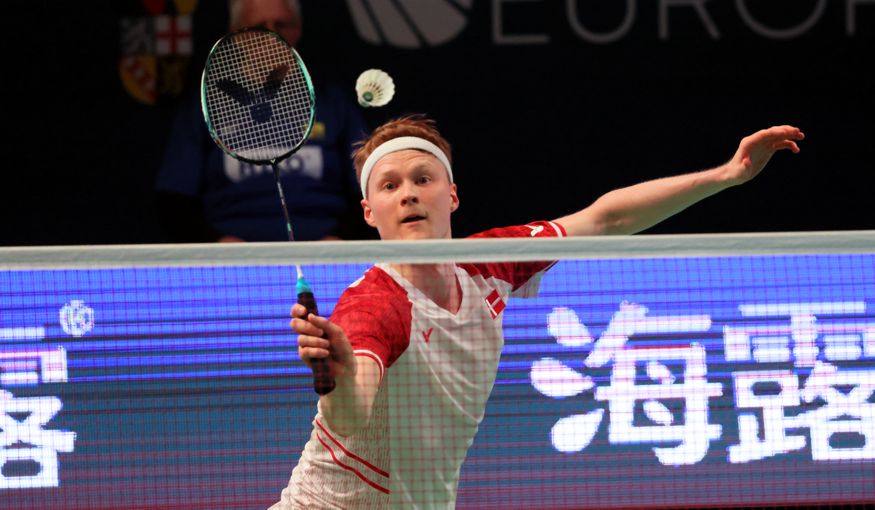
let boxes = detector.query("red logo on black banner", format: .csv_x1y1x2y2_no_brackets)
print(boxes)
119,0,198,105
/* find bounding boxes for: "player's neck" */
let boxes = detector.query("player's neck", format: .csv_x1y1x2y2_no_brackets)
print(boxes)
391,263,462,314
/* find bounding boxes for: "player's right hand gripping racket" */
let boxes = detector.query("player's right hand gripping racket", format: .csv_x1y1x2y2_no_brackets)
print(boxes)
200,27,335,395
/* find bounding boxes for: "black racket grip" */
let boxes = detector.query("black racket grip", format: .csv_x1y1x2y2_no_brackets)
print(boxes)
298,291,336,395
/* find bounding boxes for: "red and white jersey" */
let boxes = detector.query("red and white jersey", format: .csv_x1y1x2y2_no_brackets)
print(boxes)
271,221,566,509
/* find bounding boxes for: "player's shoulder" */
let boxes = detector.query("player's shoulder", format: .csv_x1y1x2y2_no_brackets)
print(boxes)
461,221,563,286
333,267,412,329
467,220,566,240
338,266,409,306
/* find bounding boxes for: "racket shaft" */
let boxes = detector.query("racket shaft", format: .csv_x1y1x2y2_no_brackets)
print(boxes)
272,165,296,242
298,291,336,395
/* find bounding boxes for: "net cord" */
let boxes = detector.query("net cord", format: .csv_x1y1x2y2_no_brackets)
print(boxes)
1,231,873,270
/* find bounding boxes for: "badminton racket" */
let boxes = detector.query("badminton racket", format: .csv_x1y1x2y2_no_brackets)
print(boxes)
201,27,334,395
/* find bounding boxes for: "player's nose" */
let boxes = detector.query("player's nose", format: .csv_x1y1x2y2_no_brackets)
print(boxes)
399,181,419,205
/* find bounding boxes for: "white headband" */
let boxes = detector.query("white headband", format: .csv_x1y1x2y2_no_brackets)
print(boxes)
359,136,453,197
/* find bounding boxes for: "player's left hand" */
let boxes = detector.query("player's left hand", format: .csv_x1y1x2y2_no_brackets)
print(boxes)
725,125,804,185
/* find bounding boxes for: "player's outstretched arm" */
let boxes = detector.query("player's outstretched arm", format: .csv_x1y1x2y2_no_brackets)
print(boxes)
554,125,805,236
292,304,381,436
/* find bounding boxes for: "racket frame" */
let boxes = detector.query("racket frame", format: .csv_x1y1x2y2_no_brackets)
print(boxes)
200,27,316,166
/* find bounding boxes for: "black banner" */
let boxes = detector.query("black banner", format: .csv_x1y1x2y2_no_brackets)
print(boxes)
3,0,872,245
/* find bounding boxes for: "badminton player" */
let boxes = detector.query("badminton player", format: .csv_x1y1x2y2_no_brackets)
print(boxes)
270,115,804,509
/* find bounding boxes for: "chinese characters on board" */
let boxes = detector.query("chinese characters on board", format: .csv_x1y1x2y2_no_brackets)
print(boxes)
0,301,90,489
531,301,875,465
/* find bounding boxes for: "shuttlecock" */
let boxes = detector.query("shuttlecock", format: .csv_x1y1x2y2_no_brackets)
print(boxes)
356,68,395,107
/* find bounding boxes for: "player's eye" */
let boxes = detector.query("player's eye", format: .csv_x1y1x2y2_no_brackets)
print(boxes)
382,181,397,191
416,175,432,185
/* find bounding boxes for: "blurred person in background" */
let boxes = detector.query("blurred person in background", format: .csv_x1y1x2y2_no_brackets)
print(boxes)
155,0,371,243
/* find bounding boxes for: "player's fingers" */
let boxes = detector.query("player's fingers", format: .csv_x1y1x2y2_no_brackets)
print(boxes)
290,303,308,319
290,317,325,337
771,140,801,153
297,333,332,365
298,345,330,364
307,313,341,337
765,125,805,140
297,333,330,351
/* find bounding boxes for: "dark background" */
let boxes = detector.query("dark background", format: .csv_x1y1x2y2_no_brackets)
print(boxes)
2,0,873,246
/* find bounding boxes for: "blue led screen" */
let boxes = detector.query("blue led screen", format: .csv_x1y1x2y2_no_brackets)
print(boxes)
1,254,873,509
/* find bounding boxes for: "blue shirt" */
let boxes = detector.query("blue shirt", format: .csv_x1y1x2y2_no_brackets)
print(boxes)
156,83,367,241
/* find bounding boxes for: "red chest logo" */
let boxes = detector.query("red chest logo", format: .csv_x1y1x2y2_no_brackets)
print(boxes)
421,327,433,343
485,289,506,319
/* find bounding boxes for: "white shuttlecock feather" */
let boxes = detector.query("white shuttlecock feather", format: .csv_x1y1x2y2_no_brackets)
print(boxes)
356,69,395,107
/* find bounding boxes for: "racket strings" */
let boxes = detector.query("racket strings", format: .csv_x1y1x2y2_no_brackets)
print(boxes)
205,31,314,162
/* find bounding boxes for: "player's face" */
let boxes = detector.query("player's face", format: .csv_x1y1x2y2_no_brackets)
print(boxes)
361,150,459,241
236,0,302,47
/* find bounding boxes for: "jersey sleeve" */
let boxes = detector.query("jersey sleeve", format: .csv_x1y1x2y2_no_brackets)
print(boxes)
466,220,566,297
329,268,412,379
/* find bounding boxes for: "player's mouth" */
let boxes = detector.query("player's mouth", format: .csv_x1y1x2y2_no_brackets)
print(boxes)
401,214,426,224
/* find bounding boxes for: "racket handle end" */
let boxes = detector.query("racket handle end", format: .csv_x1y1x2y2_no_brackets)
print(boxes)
312,359,336,395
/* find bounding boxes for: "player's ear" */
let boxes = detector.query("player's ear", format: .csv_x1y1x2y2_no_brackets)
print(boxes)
362,199,378,227
450,184,459,213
